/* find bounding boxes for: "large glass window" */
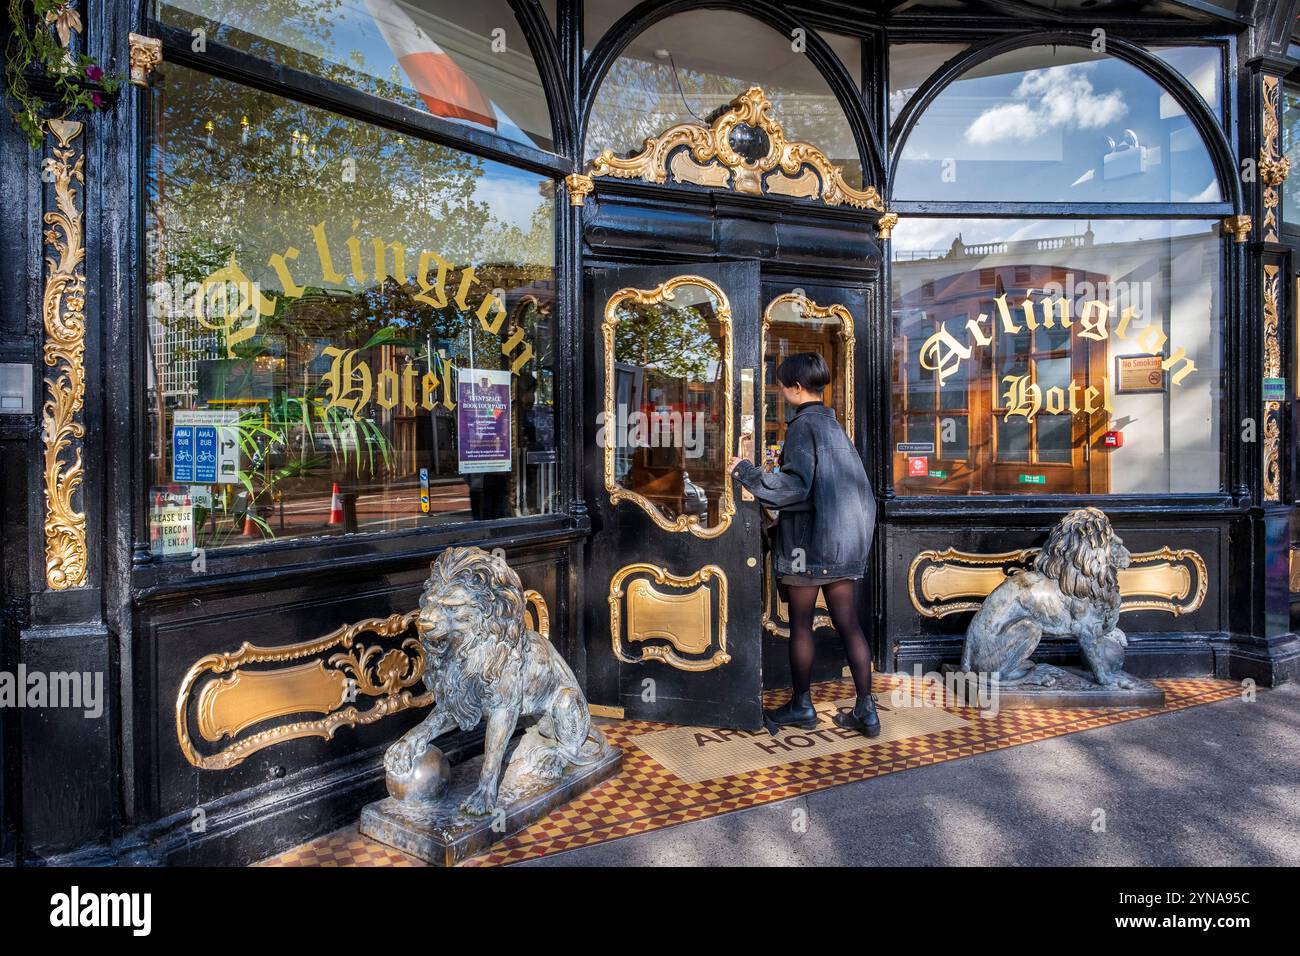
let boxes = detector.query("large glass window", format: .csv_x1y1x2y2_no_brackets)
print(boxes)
888,43,968,125
1283,82,1300,226
891,218,1223,496
894,46,1222,203
154,0,555,150
584,9,863,187
145,64,557,555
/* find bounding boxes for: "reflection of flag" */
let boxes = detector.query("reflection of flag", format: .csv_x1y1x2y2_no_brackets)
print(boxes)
363,0,497,130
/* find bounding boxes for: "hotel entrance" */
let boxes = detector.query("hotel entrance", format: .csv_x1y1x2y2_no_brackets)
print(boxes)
583,257,875,730
574,80,884,728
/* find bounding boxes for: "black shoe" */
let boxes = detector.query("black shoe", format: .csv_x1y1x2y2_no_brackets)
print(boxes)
833,694,881,738
762,692,818,734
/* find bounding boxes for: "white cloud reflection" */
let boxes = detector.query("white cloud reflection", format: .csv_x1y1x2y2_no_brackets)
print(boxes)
965,65,1128,144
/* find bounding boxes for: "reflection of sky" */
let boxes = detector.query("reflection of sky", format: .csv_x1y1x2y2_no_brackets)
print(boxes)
895,50,1221,203
161,0,543,147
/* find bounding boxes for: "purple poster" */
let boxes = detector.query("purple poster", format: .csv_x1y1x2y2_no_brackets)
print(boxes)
457,368,512,474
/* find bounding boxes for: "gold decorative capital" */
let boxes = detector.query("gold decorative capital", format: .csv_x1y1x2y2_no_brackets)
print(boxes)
128,33,163,87
42,119,88,591
876,212,899,240
1221,215,1252,243
565,172,594,206
585,86,882,211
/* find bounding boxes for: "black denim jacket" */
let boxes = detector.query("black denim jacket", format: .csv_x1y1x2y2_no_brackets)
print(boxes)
732,402,875,578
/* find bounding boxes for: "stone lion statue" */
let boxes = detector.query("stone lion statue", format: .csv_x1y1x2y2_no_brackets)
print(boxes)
960,507,1134,688
383,546,607,815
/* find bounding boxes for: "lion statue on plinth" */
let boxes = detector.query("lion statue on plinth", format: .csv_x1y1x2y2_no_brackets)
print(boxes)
383,546,607,815
960,507,1135,688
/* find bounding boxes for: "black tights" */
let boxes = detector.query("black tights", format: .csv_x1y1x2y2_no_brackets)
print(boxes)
785,580,873,699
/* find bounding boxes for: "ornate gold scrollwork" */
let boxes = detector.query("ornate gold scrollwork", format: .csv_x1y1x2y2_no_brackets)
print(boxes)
1263,263,1282,501
176,611,432,770
608,563,730,671
603,274,735,538
524,588,550,638
1261,77,1290,243
584,86,884,212
128,33,163,87
42,119,88,591
907,545,1209,618
1220,215,1252,243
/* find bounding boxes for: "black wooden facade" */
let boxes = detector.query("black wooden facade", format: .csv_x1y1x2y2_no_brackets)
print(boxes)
2,0,1299,866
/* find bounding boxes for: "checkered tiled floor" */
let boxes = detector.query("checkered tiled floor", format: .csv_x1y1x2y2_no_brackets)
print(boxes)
257,675,1242,867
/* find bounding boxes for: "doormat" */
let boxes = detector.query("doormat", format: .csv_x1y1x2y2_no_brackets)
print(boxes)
257,674,1242,868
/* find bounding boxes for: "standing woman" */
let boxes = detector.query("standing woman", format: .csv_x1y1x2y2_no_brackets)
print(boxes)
727,352,879,736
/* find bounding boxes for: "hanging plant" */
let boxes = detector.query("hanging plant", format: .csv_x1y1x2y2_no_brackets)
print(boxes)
4,0,120,149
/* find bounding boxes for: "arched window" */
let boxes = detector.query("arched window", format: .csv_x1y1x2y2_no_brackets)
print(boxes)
893,45,1221,203
889,44,1231,499
156,0,556,151
584,9,864,187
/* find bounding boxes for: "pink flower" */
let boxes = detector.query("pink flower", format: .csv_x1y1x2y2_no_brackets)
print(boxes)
85,64,103,82
90,92,104,109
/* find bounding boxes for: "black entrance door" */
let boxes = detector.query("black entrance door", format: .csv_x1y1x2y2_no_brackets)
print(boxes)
584,260,764,729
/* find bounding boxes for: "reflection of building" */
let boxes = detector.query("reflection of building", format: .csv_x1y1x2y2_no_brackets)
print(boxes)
893,226,1221,495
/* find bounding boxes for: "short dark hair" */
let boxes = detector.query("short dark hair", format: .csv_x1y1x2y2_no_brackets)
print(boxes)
775,352,830,393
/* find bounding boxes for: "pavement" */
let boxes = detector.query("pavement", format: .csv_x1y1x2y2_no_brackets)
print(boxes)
521,681,1300,866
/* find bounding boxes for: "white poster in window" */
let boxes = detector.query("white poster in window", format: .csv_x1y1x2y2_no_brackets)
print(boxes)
457,368,511,474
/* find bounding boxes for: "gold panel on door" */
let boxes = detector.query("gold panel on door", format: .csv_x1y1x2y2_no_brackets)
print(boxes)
609,563,730,671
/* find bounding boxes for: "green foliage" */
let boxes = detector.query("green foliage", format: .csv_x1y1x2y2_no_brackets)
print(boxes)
4,0,120,148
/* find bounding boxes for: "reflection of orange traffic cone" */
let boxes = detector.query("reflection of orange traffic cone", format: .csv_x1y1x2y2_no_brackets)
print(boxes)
242,505,259,537
328,482,344,526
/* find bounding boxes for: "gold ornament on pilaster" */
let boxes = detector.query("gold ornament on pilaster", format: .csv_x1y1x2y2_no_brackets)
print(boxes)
1220,214,1252,243
564,172,593,207
572,87,884,212
1261,76,1289,243
1263,263,1282,501
128,33,163,87
41,118,88,591
876,212,899,240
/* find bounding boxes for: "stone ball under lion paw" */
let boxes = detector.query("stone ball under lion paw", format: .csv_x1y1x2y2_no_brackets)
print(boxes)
386,742,450,805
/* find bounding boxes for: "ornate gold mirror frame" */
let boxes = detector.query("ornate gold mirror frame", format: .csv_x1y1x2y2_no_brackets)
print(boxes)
603,275,735,539
567,86,885,214
759,292,855,636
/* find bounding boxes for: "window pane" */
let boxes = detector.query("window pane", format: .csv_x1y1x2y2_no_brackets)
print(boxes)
1284,83,1300,225
611,283,726,529
940,415,968,459
895,46,1222,202
1148,45,1223,123
155,0,554,151
892,218,1223,495
996,418,1030,463
1036,414,1073,463
889,43,968,124
145,65,557,555
584,9,863,188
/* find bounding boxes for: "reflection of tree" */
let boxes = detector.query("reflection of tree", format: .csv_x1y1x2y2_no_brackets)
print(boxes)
614,302,719,383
